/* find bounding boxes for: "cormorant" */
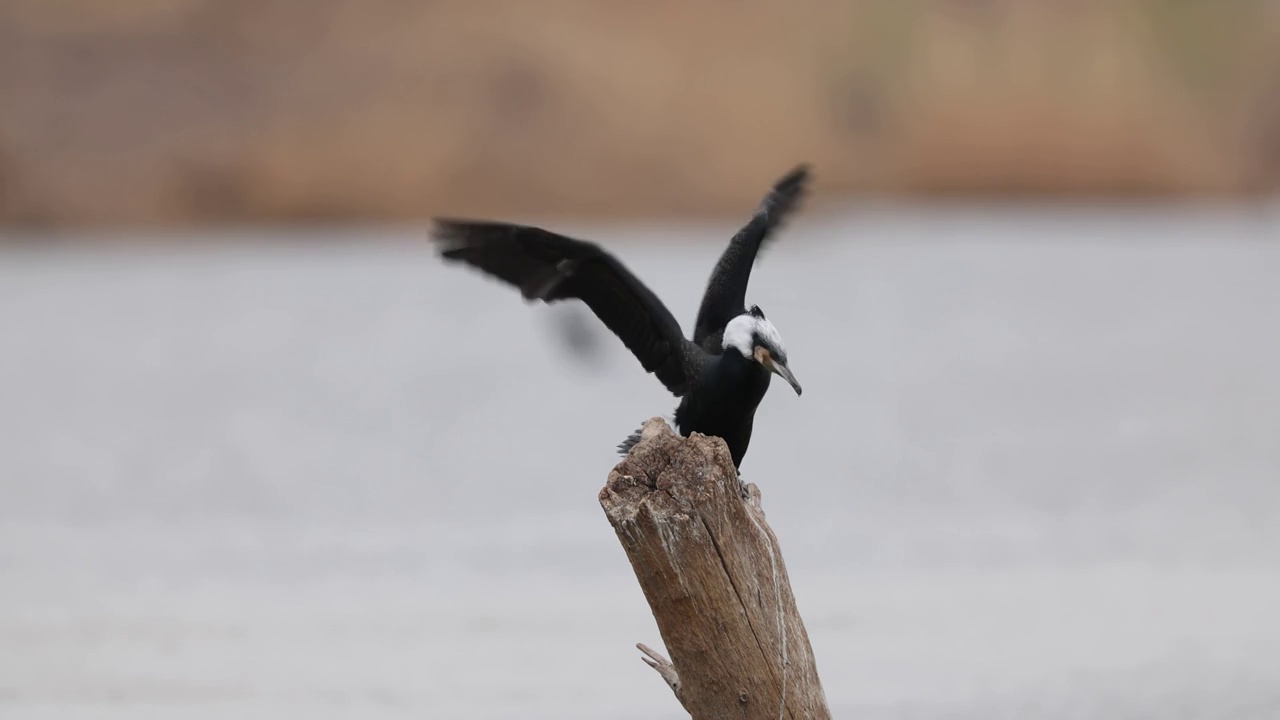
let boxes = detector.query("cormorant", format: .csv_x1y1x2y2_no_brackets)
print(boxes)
430,164,809,470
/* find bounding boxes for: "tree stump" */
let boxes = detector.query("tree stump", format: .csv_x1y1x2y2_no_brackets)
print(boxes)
599,417,831,719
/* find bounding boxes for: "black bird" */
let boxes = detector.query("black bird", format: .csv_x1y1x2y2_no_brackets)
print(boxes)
430,164,809,470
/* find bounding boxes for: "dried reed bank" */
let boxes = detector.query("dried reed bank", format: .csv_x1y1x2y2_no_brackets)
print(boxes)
2,0,1278,227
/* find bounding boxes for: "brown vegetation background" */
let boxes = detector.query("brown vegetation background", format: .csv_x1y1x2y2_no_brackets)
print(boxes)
2,0,1279,228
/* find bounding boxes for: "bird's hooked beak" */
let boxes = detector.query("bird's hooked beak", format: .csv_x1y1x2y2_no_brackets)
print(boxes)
755,347,802,396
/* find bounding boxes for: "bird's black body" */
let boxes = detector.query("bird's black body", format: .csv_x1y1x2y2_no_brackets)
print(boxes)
430,165,809,470
671,347,772,468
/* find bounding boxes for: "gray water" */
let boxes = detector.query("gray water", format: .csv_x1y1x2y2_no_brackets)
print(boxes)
3,205,1280,719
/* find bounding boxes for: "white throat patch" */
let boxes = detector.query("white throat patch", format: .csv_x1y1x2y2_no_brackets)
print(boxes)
722,313,785,358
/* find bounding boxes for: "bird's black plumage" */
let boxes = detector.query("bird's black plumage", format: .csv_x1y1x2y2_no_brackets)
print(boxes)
693,163,810,351
432,220,701,395
430,164,810,470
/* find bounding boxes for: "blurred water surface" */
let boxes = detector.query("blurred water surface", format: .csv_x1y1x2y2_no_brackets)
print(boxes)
3,205,1280,719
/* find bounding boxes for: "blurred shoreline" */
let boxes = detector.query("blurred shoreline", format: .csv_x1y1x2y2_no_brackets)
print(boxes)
3,195,1279,246
3,0,1279,228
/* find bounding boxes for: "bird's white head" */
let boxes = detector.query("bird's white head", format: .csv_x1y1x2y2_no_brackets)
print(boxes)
722,305,802,395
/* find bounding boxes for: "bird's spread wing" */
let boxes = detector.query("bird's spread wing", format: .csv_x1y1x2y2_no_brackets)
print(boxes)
431,219,704,396
692,164,810,347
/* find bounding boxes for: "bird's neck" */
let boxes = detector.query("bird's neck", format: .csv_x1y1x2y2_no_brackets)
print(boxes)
715,349,771,391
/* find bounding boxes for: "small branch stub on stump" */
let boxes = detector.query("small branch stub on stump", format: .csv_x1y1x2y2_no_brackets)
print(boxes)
599,417,831,719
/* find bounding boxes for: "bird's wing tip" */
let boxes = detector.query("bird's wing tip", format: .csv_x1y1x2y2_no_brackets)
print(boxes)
779,163,812,189
428,218,494,255
429,217,470,236
427,217,456,241
758,162,813,217
789,162,813,178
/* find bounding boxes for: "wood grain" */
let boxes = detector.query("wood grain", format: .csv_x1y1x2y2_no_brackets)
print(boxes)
600,417,830,719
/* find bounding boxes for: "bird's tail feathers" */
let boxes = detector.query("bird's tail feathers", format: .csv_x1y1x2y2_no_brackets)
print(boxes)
616,414,676,458
616,427,644,457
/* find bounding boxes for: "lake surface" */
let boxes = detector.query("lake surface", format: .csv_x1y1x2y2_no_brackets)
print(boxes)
3,205,1280,718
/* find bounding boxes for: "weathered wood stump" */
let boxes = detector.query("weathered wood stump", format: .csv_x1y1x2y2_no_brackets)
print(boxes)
599,417,831,719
